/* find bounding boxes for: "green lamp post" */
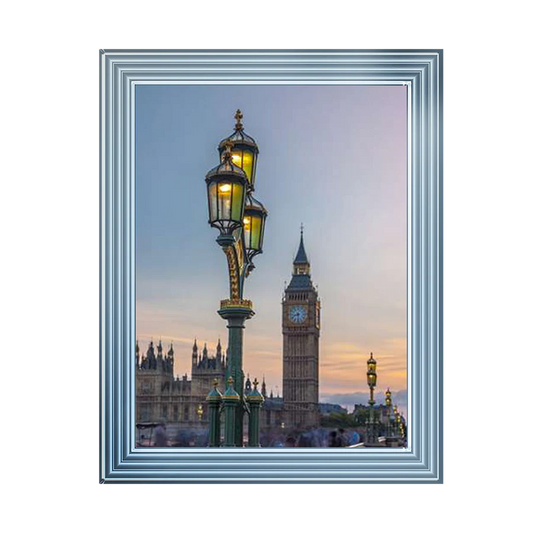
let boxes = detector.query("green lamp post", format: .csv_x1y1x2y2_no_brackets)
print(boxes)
206,379,223,447
393,404,399,436
385,387,393,437
366,352,378,446
246,378,264,447
222,376,240,447
398,411,406,442
205,110,268,447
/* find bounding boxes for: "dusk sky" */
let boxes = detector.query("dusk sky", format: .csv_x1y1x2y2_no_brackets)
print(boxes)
136,84,407,410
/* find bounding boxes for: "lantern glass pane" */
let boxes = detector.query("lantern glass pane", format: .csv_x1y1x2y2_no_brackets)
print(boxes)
243,216,252,249
217,181,232,221
252,152,258,182
259,212,266,249
250,213,261,250
230,182,244,222
232,226,243,241
208,182,217,222
231,150,243,169
242,151,254,182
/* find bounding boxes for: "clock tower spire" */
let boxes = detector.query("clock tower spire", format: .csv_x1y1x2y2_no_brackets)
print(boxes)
293,223,311,276
282,227,320,429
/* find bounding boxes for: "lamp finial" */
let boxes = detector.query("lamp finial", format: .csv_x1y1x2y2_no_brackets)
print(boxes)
221,139,234,162
234,109,243,130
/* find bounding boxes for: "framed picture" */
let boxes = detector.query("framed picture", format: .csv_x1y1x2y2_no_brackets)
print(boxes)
100,49,442,483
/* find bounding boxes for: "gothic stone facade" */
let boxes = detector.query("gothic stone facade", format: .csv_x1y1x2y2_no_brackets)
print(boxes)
136,339,226,425
136,338,283,432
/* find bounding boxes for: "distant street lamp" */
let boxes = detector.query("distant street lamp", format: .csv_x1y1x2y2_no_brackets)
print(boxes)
396,410,405,442
196,403,204,423
366,352,378,446
385,387,393,437
205,110,267,447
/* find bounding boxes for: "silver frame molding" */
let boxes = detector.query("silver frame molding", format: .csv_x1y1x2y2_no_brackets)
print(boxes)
100,49,443,483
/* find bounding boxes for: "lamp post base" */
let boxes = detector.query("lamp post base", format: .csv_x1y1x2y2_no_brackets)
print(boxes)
218,303,255,447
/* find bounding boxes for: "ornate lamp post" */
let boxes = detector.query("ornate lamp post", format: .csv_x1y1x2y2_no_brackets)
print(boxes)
366,352,378,446
206,379,223,447
393,404,399,436
396,410,405,442
246,378,264,447
385,387,393,437
205,110,267,447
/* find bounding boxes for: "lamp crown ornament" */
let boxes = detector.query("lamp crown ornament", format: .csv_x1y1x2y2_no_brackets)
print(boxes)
221,139,235,161
234,109,244,130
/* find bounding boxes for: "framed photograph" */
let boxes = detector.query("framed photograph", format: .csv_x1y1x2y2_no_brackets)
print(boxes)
100,49,442,483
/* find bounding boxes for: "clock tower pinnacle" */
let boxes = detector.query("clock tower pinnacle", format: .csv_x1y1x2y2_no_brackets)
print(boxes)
282,227,320,429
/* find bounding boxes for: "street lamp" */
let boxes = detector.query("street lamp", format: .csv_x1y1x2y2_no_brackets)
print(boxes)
395,410,403,440
366,352,378,446
243,194,267,263
205,110,267,447
393,404,399,436
385,387,393,437
218,109,259,191
396,410,406,442
206,141,248,244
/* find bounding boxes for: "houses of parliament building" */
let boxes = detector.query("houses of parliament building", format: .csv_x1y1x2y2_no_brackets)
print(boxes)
136,230,321,432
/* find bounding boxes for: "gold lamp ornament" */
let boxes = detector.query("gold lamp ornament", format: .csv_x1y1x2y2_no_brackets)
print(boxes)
196,403,204,422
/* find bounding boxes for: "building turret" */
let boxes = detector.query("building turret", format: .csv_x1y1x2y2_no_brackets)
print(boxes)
136,340,140,368
192,339,198,366
157,339,163,360
191,340,227,399
261,376,267,397
166,343,175,375
216,338,222,362
147,340,156,369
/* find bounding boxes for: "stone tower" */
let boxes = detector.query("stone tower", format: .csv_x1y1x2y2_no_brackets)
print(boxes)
191,339,226,400
282,228,320,428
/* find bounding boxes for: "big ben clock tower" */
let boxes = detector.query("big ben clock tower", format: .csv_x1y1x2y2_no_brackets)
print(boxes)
282,227,320,428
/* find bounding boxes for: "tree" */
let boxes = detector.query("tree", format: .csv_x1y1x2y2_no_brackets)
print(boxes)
320,411,358,428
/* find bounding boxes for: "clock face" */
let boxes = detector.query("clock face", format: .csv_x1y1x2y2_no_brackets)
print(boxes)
289,305,307,324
